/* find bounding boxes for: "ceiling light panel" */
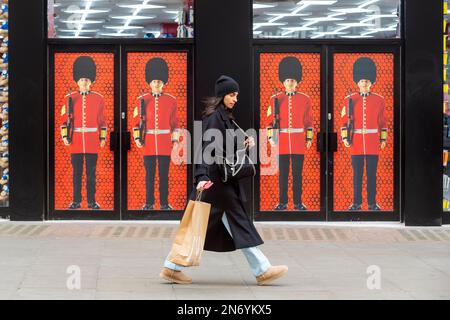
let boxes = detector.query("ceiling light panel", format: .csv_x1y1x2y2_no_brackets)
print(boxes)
50,0,194,39
253,0,401,39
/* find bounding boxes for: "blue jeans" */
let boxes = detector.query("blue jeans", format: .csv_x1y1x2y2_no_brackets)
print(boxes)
164,212,271,277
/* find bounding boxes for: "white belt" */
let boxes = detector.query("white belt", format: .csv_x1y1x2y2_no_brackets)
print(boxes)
73,127,98,133
354,129,378,134
146,129,170,134
279,128,304,133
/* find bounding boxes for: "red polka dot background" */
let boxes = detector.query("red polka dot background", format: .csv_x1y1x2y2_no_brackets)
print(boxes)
127,52,187,211
259,53,321,211
54,53,115,211
333,53,394,212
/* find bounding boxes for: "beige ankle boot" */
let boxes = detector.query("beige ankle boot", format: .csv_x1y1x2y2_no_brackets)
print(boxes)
160,267,192,284
256,265,288,286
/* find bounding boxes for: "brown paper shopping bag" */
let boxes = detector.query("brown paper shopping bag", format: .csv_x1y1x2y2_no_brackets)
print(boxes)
169,190,211,267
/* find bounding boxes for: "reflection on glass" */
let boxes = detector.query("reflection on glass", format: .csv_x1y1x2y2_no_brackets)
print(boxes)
253,0,401,39
48,0,194,39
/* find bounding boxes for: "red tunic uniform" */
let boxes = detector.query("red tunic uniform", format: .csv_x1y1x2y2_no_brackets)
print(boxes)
266,92,313,155
60,91,107,154
133,92,179,156
340,92,388,156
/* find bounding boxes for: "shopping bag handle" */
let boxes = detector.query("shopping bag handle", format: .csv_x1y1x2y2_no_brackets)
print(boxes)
195,190,203,201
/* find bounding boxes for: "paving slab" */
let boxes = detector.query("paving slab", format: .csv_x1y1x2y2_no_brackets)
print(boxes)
0,221,449,300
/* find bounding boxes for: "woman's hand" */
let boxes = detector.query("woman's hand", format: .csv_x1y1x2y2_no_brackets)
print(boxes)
197,180,213,191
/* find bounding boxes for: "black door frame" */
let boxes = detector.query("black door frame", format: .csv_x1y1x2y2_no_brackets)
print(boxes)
253,43,401,222
253,45,327,222
327,45,401,222
47,44,121,220
120,44,194,221
47,43,194,221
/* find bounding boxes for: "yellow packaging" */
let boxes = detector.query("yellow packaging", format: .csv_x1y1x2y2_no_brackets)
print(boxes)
445,2,448,15
445,84,449,93
445,52,448,65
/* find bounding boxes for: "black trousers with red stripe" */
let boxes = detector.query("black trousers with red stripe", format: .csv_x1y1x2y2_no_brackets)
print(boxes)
71,153,98,204
143,155,170,206
278,154,304,205
351,155,379,206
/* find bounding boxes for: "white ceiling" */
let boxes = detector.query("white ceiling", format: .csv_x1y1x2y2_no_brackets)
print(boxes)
253,0,401,39
49,0,401,39
50,0,191,38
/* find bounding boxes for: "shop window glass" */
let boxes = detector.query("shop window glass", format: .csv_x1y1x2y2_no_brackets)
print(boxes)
253,0,401,39
0,2,8,207
48,0,194,39
443,0,449,211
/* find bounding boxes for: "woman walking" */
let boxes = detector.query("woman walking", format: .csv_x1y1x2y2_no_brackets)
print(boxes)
160,75,288,285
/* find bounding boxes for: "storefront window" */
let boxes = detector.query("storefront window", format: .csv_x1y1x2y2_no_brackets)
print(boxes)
253,0,401,39
443,0,449,211
48,0,194,39
0,2,8,207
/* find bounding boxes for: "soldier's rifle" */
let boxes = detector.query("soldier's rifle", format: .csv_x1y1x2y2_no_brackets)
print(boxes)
138,89,147,145
66,88,74,144
271,88,280,144
346,88,355,145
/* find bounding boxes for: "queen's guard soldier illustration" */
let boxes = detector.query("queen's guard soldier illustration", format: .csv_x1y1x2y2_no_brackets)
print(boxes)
266,56,314,211
133,57,180,211
340,57,388,211
60,56,107,210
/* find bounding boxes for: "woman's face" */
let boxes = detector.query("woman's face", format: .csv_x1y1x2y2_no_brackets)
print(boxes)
223,92,238,109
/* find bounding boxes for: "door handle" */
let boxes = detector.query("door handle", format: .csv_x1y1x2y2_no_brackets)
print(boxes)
109,131,119,152
329,132,338,152
316,132,326,153
123,131,131,151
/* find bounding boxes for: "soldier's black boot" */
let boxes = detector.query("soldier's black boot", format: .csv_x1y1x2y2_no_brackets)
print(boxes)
160,204,173,210
88,202,101,210
274,203,287,211
142,203,154,210
348,203,362,211
368,204,381,211
68,202,81,209
294,203,307,211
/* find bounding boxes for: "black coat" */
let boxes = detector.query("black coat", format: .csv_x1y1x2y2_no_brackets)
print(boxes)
189,104,263,252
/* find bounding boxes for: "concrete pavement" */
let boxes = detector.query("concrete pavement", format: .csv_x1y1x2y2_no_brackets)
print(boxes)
0,220,449,300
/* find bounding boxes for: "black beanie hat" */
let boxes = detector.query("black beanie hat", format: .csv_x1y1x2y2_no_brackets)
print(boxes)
353,57,377,84
214,75,240,97
73,56,96,83
145,57,169,84
278,56,302,83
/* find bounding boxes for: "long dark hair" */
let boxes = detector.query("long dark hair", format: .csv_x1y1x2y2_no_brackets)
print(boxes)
201,96,235,120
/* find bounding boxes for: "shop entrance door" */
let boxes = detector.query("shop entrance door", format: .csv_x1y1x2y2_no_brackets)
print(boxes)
48,45,121,220
48,45,193,220
254,45,400,222
121,46,193,220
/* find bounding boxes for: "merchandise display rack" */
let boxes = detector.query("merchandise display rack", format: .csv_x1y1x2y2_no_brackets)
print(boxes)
444,0,450,211
0,0,8,207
